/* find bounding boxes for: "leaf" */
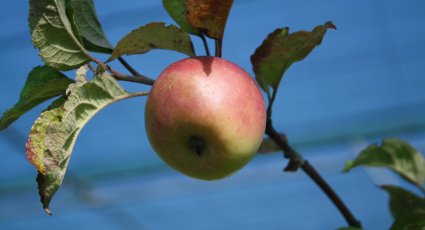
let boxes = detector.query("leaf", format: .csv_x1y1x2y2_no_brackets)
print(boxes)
29,0,90,70
109,22,195,61
343,138,425,187
26,66,147,214
390,212,425,230
67,0,113,53
0,66,73,131
381,185,425,220
162,0,201,36
185,0,234,40
251,22,336,95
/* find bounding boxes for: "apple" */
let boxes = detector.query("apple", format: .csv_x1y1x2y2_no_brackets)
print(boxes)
145,56,266,180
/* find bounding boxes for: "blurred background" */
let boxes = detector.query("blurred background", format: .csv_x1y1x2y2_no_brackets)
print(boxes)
1,0,425,229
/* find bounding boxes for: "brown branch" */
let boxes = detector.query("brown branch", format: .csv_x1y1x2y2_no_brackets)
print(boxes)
85,52,154,86
117,57,155,85
265,119,362,228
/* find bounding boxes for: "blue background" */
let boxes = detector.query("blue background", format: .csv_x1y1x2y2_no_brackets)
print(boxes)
1,0,425,229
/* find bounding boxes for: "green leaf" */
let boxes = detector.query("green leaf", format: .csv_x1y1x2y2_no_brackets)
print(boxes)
162,0,201,36
109,22,195,61
29,0,90,70
26,66,147,214
381,185,425,220
251,22,336,95
67,0,113,53
343,138,425,187
0,66,73,131
390,212,425,230
185,0,234,40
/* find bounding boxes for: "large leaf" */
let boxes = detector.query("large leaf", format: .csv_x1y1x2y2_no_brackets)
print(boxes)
67,0,113,53
185,0,234,40
344,138,425,187
251,22,336,95
26,66,148,214
0,66,73,130
29,0,90,70
381,185,425,220
162,0,201,36
390,212,425,230
109,22,195,61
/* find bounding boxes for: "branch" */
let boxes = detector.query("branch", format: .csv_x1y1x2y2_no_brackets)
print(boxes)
112,74,154,85
117,57,155,85
265,119,362,228
84,52,154,86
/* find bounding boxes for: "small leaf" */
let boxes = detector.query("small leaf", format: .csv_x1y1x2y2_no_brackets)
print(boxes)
0,66,73,130
185,0,234,41
390,212,425,230
251,22,336,94
381,185,425,220
343,138,425,187
29,0,90,70
109,22,195,61
68,0,113,53
162,0,201,36
26,66,147,214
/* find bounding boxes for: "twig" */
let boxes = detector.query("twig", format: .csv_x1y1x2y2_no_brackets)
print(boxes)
117,57,155,85
118,57,141,76
199,34,211,56
85,52,154,86
265,119,362,228
113,74,154,85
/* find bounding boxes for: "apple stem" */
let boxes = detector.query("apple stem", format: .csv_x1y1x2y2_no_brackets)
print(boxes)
199,34,211,56
215,39,223,58
265,119,362,228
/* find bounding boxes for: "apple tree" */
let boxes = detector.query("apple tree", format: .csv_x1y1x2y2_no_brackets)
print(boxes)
1,0,424,229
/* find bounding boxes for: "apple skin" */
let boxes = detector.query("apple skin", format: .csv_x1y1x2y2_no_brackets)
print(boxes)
145,56,266,180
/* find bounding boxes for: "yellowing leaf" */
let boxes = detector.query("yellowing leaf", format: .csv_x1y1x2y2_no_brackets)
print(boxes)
185,0,234,40
162,0,201,36
26,66,148,214
251,22,335,95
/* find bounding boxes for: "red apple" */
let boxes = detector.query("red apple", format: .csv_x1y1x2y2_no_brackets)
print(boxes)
145,57,266,180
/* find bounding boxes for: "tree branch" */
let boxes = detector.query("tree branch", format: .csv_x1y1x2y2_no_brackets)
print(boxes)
112,74,154,85
117,57,155,85
265,119,362,228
